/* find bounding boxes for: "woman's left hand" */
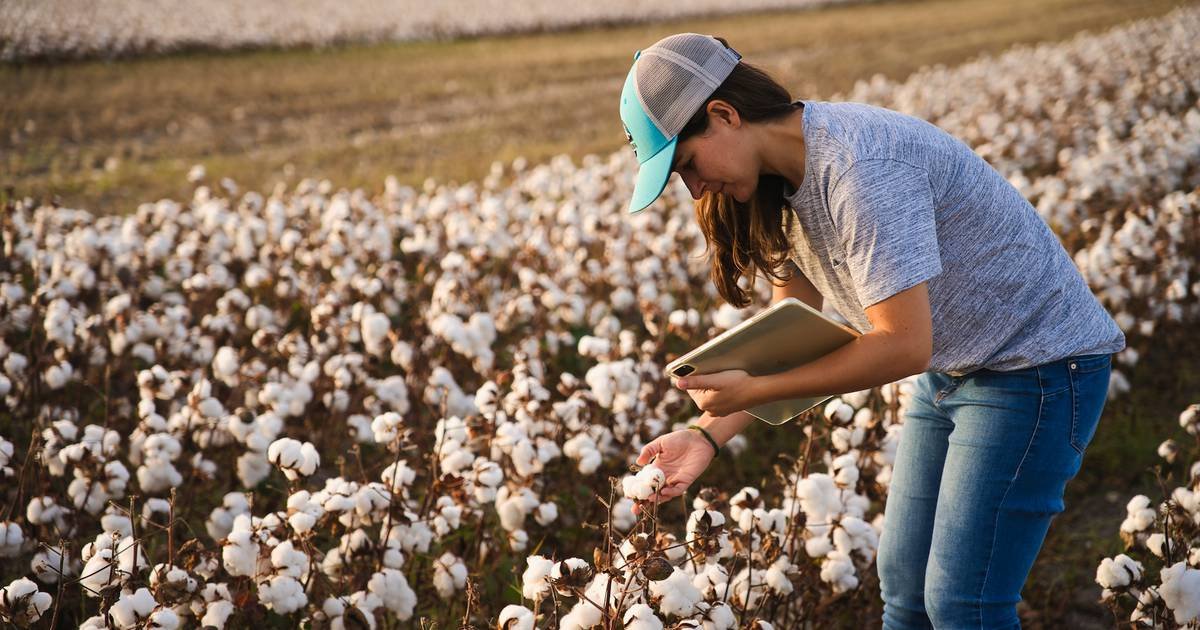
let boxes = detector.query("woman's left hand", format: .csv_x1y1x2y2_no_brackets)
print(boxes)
673,369,767,417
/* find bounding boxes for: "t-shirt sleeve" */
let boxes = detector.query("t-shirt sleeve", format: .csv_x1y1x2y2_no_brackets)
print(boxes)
828,158,942,308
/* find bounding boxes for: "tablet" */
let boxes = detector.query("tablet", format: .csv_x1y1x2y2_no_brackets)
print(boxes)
664,297,861,425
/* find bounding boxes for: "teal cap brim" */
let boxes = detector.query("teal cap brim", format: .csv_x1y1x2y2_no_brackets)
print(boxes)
628,135,678,214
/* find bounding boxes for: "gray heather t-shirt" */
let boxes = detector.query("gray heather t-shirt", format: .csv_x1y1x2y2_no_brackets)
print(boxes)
781,99,1125,374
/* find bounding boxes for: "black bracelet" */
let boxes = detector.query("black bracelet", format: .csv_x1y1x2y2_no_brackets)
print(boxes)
687,424,721,457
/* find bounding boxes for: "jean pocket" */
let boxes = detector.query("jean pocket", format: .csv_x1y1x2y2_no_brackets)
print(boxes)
1069,359,1111,454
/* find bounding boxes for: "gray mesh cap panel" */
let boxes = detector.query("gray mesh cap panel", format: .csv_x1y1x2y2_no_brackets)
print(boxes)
635,33,741,138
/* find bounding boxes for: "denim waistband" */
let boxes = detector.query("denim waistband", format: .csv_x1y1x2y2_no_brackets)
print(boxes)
943,352,1112,378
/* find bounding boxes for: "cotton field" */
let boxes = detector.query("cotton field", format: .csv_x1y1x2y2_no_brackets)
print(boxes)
0,0,862,62
2,5,1199,629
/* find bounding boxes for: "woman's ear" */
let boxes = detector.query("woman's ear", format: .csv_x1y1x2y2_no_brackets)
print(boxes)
707,99,741,128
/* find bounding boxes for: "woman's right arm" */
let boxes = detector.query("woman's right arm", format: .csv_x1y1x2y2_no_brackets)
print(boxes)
692,262,823,446
697,263,821,443
634,262,823,511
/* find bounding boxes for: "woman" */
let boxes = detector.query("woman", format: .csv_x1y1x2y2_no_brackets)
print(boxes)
622,33,1125,628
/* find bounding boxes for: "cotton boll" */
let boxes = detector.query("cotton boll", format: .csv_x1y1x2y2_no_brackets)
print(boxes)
371,412,405,444
109,587,157,628
729,567,769,610
258,575,307,614
534,502,558,526
79,549,118,596
622,463,665,500
345,414,374,443
789,472,844,527
285,489,324,532
841,388,871,408
830,426,856,452
361,312,391,357
43,298,76,348
79,615,106,630
549,558,592,597
432,551,467,599
560,600,603,630
367,569,415,619
498,605,536,630
711,303,745,330
852,407,874,428
612,497,636,531
765,557,795,595
207,492,251,540
267,437,319,480
222,528,260,578
200,599,234,629
699,601,736,630
648,567,701,617
0,577,52,625
270,540,309,580
390,340,414,372
212,346,240,385
98,535,146,584
147,609,180,629
43,360,73,389
563,433,602,474
149,563,197,599
831,453,860,488
824,399,854,424
0,522,25,557
353,482,392,522
430,497,463,537
32,546,73,583
1180,404,1200,435
469,459,503,502
1159,560,1200,624
495,486,534,532
381,460,417,494
1157,439,1180,463
1120,495,1157,533
805,533,834,558
820,549,859,594
521,555,553,600
1145,533,1177,559
689,561,729,600
577,335,611,358
438,439,475,476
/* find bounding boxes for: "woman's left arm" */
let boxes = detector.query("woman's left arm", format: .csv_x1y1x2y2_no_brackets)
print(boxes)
677,158,941,416
675,282,932,416
757,280,932,402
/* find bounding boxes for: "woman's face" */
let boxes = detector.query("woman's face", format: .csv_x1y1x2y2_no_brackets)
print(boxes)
671,100,759,204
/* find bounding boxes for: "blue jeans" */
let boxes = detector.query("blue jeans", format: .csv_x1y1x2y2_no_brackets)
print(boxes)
877,352,1113,629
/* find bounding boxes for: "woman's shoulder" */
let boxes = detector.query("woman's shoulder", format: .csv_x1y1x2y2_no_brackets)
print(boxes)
805,100,966,180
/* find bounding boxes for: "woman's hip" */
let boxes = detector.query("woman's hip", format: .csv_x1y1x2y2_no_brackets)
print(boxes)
902,351,1113,492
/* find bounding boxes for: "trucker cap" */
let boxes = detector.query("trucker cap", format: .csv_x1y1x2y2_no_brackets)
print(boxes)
619,33,742,214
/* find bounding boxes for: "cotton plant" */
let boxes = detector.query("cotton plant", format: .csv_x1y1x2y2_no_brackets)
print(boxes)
1097,401,1200,626
0,8,1198,625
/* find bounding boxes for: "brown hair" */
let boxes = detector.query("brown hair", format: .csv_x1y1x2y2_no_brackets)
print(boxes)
680,37,800,307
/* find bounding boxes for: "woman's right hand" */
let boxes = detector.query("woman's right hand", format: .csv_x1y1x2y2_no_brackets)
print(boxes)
632,426,718,515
